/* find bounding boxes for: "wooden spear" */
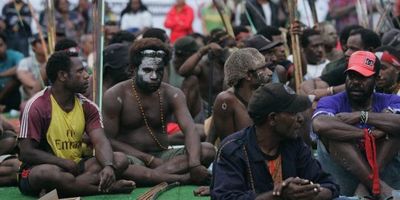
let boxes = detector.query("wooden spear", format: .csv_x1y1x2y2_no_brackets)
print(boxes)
288,0,303,93
212,0,235,38
92,0,105,109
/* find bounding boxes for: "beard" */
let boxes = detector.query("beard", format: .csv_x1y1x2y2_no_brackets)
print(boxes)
135,76,161,94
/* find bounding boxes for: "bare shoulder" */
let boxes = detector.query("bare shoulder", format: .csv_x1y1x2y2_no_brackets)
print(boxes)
103,80,132,108
104,80,131,97
213,89,239,113
214,89,237,105
161,82,185,97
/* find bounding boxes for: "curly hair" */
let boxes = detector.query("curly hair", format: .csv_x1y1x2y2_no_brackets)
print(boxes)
129,38,171,69
46,51,79,83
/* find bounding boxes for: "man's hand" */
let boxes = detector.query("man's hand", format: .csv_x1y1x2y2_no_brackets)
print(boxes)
61,159,80,176
336,112,360,125
371,129,386,140
273,177,320,200
148,157,164,168
98,166,116,192
189,165,211,185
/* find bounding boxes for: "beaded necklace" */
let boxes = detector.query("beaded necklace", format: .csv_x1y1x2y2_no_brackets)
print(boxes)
131,78,169,150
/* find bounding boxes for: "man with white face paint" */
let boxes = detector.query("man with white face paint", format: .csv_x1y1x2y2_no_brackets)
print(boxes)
103,38,216,186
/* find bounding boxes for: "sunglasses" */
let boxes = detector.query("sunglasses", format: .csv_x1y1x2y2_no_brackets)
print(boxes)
141,49,166,58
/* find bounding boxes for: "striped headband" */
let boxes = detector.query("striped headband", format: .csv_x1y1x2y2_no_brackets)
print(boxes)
375,51,400,69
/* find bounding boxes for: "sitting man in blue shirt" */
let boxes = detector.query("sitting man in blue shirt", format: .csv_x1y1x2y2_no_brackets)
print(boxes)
211,83,339,200
313,51,400,198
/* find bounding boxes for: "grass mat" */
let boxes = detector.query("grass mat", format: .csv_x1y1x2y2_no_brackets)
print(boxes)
0,186,210,199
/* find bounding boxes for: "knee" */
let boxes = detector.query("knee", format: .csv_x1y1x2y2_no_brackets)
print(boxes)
30,165,64,184
113,152,129,173
200,143,216,166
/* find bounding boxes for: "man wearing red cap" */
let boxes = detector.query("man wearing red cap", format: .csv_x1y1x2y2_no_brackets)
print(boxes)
313,51,400,198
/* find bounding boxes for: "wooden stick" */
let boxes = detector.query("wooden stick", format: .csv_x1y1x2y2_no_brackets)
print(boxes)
27,2,49,60
288,0,303,92
212,0,234,38
45,0,56,55
307,0,319,28
137,182,168,200
92,0,105,109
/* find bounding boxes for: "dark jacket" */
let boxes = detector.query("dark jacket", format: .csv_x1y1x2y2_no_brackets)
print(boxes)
211,126,340,200
240,0,282,31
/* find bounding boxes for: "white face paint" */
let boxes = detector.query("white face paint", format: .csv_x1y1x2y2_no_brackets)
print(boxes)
137,57,164,83
136,56,164,93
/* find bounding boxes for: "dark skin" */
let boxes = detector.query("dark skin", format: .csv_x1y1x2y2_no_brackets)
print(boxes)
254,112,332,200
103,56,215,186
312,71,400,198
18,57,134,197
209,64,273,143
0,118,19,186
301,33,373,101
0,38,20,105
196,72,271,196
178,43,225,107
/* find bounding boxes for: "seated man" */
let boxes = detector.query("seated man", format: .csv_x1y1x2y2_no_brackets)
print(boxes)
18,51,134,197
103,38,216,186
209,47,273,143
211,83,339,199
0,116,19,186
17,34,48,106
313,51,400,198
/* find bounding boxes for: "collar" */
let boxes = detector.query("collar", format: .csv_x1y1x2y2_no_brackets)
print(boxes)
246,126,275,162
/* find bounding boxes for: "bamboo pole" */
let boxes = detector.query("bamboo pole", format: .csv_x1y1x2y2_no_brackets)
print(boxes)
45,0,56,55
212,0,234,38
92,0,105,109
27,2,49,60
288,0,303,93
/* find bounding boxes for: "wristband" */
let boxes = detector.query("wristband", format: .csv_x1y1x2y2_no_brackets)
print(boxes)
103,161,116,171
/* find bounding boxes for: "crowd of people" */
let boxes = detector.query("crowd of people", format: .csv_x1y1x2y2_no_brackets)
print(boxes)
1,0,400,199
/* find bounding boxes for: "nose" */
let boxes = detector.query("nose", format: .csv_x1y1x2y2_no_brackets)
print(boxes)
83,70,89,79
345,49,354,58
296,113,304,125
150,71,158,80
265,67,273,76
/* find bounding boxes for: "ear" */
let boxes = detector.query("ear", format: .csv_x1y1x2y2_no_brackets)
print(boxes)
58,71,68,82
267,112,277,126
245,71,253,81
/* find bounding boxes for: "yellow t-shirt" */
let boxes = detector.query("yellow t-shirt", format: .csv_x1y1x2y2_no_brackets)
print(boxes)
47,95,85,163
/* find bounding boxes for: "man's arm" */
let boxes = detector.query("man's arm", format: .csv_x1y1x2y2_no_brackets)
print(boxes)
169,87,200,167
19,138,77,172
211,148,257,200
0,66,17,77
0,78,19,102
178,43,221,76
366,112,400,135
312,114,364,141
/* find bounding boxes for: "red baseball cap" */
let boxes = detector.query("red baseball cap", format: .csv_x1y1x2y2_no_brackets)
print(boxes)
346,51,377,77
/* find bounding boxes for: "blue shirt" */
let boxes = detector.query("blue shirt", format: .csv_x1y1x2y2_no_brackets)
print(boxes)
313,92,400,122
0,49,24,89
211,126,340,200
